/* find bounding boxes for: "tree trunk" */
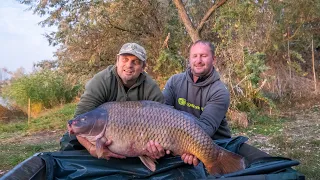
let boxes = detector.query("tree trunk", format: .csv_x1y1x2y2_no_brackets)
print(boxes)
172,0,200,42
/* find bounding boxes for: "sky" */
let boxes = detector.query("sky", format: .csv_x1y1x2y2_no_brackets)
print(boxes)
0,0,57,74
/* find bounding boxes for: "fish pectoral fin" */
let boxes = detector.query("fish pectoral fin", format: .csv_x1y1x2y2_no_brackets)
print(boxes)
95,138,104,158
139,156,157,172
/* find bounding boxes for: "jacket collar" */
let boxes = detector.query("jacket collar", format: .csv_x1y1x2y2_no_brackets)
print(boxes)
185,67,220,87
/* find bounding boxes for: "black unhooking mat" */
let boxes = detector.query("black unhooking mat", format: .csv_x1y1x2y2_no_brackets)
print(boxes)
2,136,305,180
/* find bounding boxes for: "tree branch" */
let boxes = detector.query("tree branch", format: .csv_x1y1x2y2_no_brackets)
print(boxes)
173,0,228,42
196,0,228,33
104,15,146,36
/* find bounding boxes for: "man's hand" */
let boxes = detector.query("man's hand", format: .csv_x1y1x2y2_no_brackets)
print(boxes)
77,136,126,160
181,153,199,166
145,140,170,159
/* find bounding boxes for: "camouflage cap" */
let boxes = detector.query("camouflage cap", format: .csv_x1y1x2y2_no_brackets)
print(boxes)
118,43,147,62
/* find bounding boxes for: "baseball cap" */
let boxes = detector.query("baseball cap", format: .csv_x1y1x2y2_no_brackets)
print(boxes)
118,43,147,62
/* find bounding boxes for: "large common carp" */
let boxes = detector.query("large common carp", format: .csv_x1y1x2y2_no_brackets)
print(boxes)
68,100,245,175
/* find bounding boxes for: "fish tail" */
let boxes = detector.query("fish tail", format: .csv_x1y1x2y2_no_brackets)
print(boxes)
205,149,246,175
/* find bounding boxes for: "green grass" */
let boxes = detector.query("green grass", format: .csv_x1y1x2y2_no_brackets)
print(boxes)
311,106,319,112
231,111,287,136
270,136,320,179
310,139,320,146
0,103,76,135
0,131,26,140
0,142,58,170
0,103,76,173
288,149,319,179
27,103,76,132
0,122,28,133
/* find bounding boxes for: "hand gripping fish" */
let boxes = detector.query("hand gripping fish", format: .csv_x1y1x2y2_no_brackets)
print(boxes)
67,100,245,175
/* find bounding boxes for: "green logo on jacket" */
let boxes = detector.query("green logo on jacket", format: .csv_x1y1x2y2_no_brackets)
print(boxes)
178,98,186,106
178,98,203,111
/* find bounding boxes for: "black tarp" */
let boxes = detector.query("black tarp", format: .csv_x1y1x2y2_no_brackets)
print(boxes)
32,136,304,180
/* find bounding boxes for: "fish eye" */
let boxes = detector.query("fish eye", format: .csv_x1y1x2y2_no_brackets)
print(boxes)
80,117,86,121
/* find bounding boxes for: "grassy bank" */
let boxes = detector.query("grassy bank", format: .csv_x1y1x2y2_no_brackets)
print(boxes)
0,103,76,174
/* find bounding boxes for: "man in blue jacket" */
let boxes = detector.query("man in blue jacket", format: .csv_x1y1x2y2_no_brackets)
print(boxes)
147,40,231,166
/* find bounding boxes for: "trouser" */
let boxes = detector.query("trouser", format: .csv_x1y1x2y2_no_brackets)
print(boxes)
59,131,85,151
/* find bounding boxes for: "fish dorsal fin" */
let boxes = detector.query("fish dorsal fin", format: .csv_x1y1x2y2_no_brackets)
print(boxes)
95,137,107,158
139,156,157,172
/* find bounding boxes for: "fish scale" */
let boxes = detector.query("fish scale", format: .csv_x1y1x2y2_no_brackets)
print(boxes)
68,100,245,175
102,101,198,155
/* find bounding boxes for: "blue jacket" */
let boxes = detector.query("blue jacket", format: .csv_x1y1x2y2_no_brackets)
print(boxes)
163,67,231,139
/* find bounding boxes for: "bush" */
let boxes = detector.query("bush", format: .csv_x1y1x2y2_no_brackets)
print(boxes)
154,49,185,88
1,70,82,111
0,105,26,122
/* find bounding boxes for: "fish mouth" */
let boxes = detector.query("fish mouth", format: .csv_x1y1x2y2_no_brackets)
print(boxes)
67,120,77,134
67,123,83,135
68,120,73,126
67,123,75,134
